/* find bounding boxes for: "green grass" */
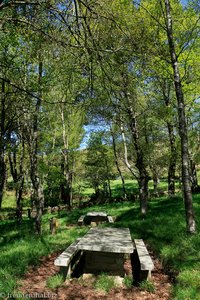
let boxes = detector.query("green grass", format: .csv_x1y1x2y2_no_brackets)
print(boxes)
46,274,65,289
0,213,87,296
114,194,200,299
123,275,133,288
139,280,155,293
0,181,200,299
94,273,117,292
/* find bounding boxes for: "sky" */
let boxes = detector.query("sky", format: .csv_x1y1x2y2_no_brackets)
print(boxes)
181,0,188,6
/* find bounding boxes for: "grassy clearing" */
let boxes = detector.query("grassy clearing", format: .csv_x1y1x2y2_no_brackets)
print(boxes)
0,180,200,299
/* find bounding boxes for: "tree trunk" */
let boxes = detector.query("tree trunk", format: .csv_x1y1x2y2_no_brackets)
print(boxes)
162,80,177,196
167,122,177,196
127,107,150,215
120,122,138,179
138,175,149,214
190,157,198,192
30,59,44,235
0,79,6,209
60,158,71,207
164,0,196,233
60,105,72,208
9,137,25,223
105,157,112,198
110,126,127,198
152,167,159,194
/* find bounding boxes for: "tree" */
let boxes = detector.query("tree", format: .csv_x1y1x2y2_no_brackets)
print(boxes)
85,132,114,197
162,0,196,233
8,129,25,222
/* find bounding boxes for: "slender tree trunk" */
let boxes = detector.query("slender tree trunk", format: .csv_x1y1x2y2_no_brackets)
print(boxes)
128,107,149,215
110,126,127,198
167,122,177,196
162,81,177,196
152,167,159,194
120,122,138,179
60,105,72,208
0,79,6,209
30,60,44,235
9,137,25,222
105,158,112,198
164,0,196,233
190,157,198,192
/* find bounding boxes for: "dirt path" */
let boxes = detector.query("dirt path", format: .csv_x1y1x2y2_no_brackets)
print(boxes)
18,250,172,300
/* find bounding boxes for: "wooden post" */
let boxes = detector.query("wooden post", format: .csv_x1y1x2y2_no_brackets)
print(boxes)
49,217,58,234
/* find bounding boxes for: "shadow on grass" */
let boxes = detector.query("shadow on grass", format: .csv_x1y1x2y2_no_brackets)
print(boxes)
115,195,200,278
116,196,186,251
0,219,35,246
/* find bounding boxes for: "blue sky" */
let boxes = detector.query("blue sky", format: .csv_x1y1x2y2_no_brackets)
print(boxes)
181,0,188,6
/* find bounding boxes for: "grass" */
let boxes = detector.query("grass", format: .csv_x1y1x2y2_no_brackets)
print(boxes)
139,280,155,293
0,179,200,299
0,213,87,296
94,273,117,292
46,274,65,289
123,275,133,288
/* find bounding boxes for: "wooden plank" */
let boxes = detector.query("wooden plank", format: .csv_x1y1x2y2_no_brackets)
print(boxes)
77,227,134,254
134,239,154,271
86,211,107,217
78,215,85,226
54,239,80,267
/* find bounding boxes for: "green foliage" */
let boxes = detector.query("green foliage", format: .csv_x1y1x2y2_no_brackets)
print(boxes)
0,269,17,295
173,274,200,300
94,273,117,293
46,274,65,289
123,275,133,288
85,132,114,193
139,280,155,293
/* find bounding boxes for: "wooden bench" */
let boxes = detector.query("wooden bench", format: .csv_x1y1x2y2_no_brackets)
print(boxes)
54,239,82,279
107,215,114,223
78,215,85,226
78,213,114,226
132,239,154,281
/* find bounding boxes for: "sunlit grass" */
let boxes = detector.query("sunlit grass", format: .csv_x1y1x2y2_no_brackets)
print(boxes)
2,191,16,209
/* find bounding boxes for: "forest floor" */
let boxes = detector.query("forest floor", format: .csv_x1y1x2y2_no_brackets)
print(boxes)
18,249,172,300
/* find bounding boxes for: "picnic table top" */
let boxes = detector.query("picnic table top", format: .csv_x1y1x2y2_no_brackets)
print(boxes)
77,227,134,254
86,211,108,217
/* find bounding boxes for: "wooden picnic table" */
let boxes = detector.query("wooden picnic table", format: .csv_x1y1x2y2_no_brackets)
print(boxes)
54,227,153,281
76,227,134,276
78,211,114,225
